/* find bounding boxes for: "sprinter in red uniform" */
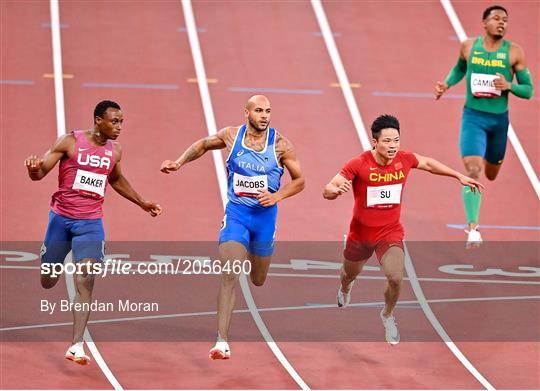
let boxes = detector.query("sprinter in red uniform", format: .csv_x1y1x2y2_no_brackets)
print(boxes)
25,100,162,364
323,114,482,345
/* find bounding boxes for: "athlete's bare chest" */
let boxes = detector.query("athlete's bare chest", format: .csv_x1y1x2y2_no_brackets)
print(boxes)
243,134,267,152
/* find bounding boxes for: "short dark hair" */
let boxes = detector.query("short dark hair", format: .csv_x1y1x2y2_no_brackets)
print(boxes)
483,5,507,20
94,100,121,123
371,114,400,139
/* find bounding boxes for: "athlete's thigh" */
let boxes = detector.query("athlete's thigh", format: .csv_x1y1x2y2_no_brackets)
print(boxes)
41,211,72,265
342,256,367,277
379,246,405,280
460,108,488,158
219,204,251,251
219,241,248,282
484,111,509,166
219,240,248,261
248,205,277,257
247,253,271,281
71,218,105,263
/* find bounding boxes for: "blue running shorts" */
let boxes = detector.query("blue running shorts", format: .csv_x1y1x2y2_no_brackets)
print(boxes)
41,211,105,264
219,202,277,257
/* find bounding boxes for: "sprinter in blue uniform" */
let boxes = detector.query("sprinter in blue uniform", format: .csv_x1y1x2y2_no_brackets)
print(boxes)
161,95,305,359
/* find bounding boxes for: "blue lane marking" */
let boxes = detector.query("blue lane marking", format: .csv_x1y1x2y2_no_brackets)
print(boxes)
177,27,206,33
41,22,69,28
448,224,540,231
372,91,465,99
83,82,179,90
0,80,34,85
374,90,540,101
228,87,323,95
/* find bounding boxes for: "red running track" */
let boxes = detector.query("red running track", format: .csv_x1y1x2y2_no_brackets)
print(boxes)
1,1,538,389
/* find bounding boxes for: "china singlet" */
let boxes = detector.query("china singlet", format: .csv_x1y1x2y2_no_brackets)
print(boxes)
340,150,418,227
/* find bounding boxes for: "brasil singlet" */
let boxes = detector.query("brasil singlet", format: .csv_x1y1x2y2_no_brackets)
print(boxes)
340,150,418,227
226,125,284,209
51,130,116,219
466,36,512,114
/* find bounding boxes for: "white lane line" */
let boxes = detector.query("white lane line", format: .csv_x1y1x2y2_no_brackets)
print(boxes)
50,1,121,388
49,0,66,137
440,0,540,199
181,1,309,389
404,245,495,390
64,254,123,390
3,294,538,332
311,1,495,389
311,0,372,151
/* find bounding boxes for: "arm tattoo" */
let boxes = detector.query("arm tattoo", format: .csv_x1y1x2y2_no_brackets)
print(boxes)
184,144,201,163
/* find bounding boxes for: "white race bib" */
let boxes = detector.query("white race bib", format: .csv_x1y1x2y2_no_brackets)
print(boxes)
233,173,268,197
367,183,402,207
470,73,502,98
72,169,107,198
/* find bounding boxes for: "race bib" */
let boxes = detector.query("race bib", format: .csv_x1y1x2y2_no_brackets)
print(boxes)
367,183,402,207
72,169,107,198
233,173,268,197
470,73,502,98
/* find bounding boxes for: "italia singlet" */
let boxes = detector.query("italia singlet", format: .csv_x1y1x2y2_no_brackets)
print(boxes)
51,130,116,219
466,36,512,114
226,124,284,209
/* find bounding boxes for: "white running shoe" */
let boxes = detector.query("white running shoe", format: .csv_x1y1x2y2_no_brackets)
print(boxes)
65,342,91,365
380,309,400,345
209,340,231,360
337,281,354,308
465,227,482,249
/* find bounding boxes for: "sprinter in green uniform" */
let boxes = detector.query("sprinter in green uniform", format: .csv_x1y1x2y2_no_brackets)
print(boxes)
434,5,533,248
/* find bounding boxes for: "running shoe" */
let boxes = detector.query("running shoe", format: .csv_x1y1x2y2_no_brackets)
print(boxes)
380,309,400,345
337,281,354,308
465,227,482,249
209,340,231,360
65,342,91,365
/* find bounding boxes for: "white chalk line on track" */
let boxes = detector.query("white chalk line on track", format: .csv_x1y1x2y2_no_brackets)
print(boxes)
181,1,309,389
2,294,538,332
440,0,540,200
49,1,122,389
311,0,495,389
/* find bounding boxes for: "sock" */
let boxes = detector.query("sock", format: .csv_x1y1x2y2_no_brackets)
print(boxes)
462,186,481,226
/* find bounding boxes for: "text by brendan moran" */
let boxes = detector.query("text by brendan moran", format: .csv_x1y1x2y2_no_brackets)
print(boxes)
40,299,159,315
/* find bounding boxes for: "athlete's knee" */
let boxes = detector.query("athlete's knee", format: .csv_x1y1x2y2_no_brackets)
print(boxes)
341,268,359,282
220,272,238,286
485,165,501,181
40,274,59,289
386,274,403,288
342,258,365,280
250,274,266,287
465,165,482,179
